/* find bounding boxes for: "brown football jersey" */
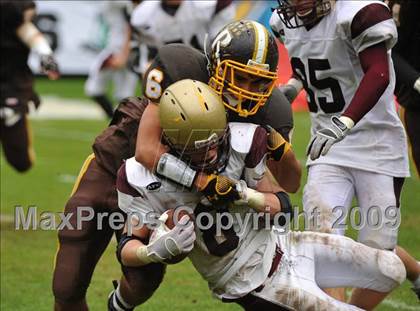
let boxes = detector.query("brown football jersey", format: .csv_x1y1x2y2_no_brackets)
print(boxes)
143,43,293,138
92,97,148,176
0,0,40,113
0,1,35,82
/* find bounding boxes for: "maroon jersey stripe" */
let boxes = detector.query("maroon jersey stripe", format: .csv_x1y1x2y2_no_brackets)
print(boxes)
245,126,268,168
351,3,392,39
116,163,142,197
215,0,232,14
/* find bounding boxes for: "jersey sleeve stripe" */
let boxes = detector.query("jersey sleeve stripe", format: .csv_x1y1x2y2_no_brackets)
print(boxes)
244,126,268,168
351,3,392,39
116,162,142,197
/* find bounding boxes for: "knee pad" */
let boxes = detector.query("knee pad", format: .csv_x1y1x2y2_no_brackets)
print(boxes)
377,250,406,290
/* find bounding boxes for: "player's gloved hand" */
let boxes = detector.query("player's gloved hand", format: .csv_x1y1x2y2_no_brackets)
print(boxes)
414,77,420,94
139,213,195,263
264,125,291,161
307,116,352,160
40,55,60,80
200,174,240,204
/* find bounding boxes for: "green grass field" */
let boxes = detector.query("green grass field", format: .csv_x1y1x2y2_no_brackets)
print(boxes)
1,78,419,310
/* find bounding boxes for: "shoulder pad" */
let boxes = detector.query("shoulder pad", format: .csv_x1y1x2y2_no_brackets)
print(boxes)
228,122,259,154
337,0,395,52
125,157,160,190
269,12,285,43
110,97,148,125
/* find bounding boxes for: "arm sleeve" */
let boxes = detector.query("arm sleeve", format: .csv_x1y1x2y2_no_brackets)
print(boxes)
342,42,390,123
1,0,35,31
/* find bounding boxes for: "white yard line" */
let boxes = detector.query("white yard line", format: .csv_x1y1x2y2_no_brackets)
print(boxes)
30,96,106,120
382,298,420,310
35,127,97,142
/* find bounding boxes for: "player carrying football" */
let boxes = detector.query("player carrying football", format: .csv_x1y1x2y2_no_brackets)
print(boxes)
117,79,406,311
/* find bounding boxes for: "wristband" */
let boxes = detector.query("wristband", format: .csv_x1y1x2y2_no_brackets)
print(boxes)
338,116,354,129
135,245,157,264
245,188,266,209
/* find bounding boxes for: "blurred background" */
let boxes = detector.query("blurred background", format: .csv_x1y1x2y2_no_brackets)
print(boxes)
1,1,418,311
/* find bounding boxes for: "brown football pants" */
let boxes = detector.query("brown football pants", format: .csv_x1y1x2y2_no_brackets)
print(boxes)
0,114,34,172
52,155,164,310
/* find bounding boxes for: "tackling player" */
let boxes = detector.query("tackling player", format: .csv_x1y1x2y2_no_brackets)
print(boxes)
117,79,406,311
270,0,420,303
52,20,302,311
0,0,59,173
108,20,302,310
135,20,302,194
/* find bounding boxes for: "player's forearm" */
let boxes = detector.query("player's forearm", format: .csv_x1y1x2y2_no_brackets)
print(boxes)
121,239,152,267
135,139,167,172
134,103,169,171
267,151,301,193
342,42,389,124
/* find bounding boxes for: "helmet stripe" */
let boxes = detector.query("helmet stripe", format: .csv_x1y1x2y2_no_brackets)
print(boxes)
252,22,269,65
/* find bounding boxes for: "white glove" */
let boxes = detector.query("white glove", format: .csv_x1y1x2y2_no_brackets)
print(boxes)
137,213,195,263
307,116,353,160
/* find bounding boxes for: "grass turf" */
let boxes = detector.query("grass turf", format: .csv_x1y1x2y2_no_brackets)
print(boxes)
1,79,419,310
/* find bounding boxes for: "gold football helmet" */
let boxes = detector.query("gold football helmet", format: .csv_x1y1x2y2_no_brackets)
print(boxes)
159,79,229,172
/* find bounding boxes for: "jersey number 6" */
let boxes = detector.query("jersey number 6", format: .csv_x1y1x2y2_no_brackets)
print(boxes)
291,57,345,113
145,68,164,100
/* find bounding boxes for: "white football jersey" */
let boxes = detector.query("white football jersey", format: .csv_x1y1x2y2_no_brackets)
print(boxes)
130,0,235,50
270,0,409,177
118,123,276,299
100,1,131,51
